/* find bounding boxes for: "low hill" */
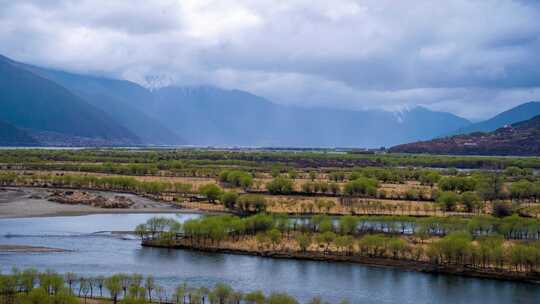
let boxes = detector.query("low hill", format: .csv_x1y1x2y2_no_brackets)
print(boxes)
390,115,540,156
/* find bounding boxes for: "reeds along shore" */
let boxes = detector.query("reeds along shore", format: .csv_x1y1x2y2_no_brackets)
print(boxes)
136,215,540,283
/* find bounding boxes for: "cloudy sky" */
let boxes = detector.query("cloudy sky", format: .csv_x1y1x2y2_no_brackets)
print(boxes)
1,0,540,120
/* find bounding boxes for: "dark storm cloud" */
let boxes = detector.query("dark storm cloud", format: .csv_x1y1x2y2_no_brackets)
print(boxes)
0,0,539,119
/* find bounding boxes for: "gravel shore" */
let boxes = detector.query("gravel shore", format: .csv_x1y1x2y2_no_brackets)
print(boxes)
0,187,194,219
0,244,68,253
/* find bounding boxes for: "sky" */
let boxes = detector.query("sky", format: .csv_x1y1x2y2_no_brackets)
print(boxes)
1,0,540,120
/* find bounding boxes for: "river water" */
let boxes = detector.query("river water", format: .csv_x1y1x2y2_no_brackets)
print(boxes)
0,213,539,304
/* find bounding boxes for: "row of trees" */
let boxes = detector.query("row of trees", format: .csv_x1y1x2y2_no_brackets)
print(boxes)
3,148,540,169
508,179,540,202
266,175,379,197
264,172,524,211
262,229,540,273
300,181,341,195
0,268,344,304
427,232,540,272
138,213,540,248
436,191,482,212
141,215,540,274
0,172,194,197
438,176,478,193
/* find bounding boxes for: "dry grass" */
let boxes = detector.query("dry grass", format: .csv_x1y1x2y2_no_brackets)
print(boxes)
261,194,449,216
175,201,228,212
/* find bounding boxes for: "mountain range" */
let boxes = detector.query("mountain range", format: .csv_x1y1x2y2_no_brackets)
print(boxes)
1,53,539,148
146,87,470,147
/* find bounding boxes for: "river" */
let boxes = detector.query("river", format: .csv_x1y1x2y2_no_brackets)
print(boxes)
0,213,539,304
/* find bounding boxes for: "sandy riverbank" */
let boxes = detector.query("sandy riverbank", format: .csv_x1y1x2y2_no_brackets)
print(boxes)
0,187,199,219
0,244,69,253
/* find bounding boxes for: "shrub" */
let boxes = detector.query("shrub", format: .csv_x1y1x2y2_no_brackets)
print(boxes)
199,184,222,203
343,177,378,197
221,191,238,209
437,191,460,211
266,176,294,194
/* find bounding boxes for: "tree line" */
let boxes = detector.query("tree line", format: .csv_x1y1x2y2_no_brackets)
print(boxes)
3,148,540,169
0,268,350,304
140,215,540,275
0,172,194,197
138,213,540,246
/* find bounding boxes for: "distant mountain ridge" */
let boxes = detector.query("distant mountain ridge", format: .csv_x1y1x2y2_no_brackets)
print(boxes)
1,54,473,147
23,65,184,145
390,115,540,156
453,101,540,135
145,86,470,147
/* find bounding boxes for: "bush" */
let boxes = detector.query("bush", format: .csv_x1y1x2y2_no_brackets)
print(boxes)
438,176,476,193
461,191,481,212
267,293,298,304
266,176,294,194
219,170,253,188
199,184,222,203
437,191,460,211
343,177,378,197
221,192,238,209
